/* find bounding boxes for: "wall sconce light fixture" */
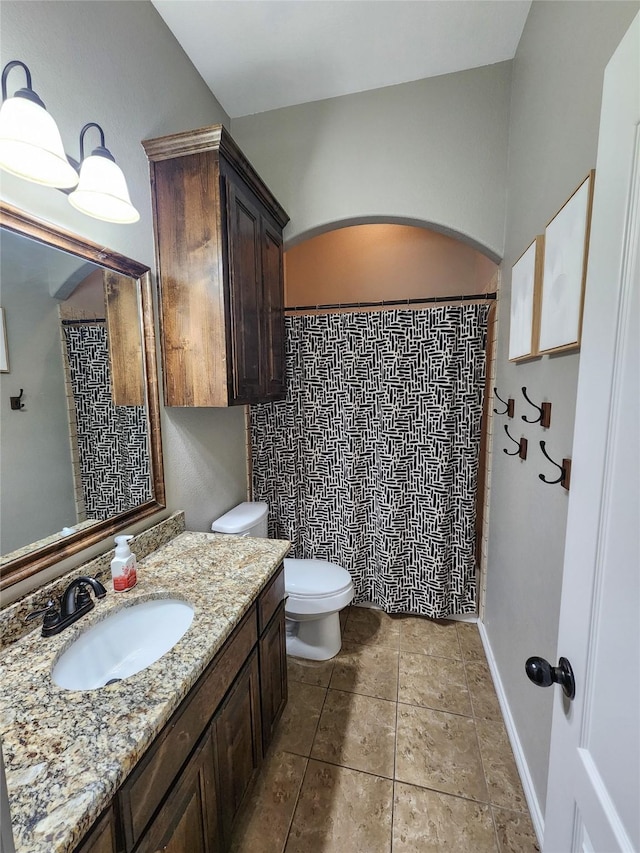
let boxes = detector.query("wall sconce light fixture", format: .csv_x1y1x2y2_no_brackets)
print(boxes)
68,123,139,224
0,60,139,224
0,60,78,188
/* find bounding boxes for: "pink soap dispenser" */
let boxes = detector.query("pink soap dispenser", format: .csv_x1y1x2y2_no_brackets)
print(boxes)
111,535,137,591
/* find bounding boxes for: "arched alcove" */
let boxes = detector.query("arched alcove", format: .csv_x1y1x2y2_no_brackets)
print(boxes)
284,221,499,308
283,220,498,581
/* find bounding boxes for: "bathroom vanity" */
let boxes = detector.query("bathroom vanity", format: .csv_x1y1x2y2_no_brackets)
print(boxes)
0,529,289,853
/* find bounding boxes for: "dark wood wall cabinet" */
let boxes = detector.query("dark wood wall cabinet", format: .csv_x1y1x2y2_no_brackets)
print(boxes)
76,565,287,853
142,125,290,407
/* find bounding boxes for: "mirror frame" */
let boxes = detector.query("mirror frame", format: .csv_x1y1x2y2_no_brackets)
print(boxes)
0,201,166,590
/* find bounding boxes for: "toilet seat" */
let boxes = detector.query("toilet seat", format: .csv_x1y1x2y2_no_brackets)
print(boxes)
284,558,352,596
284,558,354,616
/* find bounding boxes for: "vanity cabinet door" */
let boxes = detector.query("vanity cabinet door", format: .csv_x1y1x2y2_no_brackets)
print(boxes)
259,602,288,754
74,805,119,853
135,733,220,853
215,649,263,845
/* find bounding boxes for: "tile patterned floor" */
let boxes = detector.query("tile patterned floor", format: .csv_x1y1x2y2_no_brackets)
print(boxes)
230,607,540,853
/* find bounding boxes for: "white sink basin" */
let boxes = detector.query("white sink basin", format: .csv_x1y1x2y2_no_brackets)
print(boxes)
52,598,194,691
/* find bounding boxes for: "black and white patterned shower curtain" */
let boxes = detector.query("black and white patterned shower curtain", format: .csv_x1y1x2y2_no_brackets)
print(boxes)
250,304,489,618
63,323,151,519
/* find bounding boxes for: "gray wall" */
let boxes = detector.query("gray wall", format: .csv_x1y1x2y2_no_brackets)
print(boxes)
0,1,249,597
485,0,639,816
0,741,15,853
0,251,76,554
231,62,512,260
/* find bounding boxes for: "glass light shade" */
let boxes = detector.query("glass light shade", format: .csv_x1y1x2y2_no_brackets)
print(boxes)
0,96,79,188
68,154,140,224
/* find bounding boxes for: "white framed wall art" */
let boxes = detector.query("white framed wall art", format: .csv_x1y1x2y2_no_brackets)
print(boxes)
509,235,544,361
538,170,595,354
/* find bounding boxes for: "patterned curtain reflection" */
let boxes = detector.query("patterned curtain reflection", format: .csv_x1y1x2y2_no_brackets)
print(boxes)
250,304,489,618
63,322,151,519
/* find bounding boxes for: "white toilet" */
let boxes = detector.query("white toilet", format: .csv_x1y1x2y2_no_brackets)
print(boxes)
211,502,354,661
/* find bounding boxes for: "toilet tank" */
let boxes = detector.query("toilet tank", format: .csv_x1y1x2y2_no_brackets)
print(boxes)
211,501,268,537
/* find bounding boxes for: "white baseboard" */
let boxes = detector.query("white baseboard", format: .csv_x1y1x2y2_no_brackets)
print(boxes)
477,620,545,847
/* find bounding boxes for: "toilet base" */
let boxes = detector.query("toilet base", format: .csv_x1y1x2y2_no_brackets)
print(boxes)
285,612,342,661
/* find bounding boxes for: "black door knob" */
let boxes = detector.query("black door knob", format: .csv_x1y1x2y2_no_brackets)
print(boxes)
525,656,576,700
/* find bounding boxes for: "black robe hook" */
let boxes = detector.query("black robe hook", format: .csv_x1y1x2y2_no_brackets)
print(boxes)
539,441,571,490
10,389,24,410
503,424,528,459
521,387,551,428
493,388,514,418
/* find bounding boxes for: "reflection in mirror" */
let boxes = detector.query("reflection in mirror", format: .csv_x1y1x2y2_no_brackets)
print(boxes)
0,203,165,589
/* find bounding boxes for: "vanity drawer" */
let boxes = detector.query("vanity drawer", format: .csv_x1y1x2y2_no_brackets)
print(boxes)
119,605,258,850
258,563,285,634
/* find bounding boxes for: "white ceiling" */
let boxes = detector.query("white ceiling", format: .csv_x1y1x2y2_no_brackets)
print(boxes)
152,1,531,118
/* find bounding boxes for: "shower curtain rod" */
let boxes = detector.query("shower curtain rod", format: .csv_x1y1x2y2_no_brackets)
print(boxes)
61,318,106,324
286,292,497,312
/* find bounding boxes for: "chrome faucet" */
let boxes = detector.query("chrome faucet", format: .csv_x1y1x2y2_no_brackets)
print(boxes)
26,576,107,637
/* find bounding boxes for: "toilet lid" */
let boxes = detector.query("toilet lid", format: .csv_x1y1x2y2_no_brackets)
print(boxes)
211,501,267,534
284,558,353,596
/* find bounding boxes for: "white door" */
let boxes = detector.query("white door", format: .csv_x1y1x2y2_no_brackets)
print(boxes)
542,14,640,853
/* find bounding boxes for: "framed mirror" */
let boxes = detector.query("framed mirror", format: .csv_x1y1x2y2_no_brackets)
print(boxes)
0,202,165,590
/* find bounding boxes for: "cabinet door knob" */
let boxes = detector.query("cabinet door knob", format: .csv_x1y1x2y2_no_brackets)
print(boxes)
525,656,576,700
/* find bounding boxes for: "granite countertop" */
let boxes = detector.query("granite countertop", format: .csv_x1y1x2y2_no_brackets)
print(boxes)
0,531,290,853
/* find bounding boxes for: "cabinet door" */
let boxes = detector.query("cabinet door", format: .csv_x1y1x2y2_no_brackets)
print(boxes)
225,180,263,403
261,221,286,400
151,151,229,407
74,806,119,853
215,650,263,845
259,602,288,754
135,733,220,853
